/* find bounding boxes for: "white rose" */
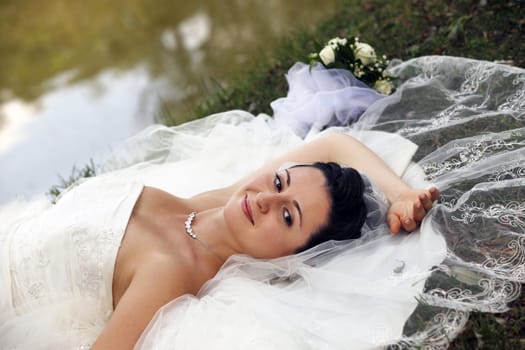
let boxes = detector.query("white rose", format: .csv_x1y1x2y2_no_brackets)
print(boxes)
328,37,347,49
374,79,394,95
354,42,376,65
319,46,335,65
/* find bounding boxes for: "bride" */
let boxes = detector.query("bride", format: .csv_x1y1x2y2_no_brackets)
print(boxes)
96,132,437,349
1,55,524,349
0,119,437,349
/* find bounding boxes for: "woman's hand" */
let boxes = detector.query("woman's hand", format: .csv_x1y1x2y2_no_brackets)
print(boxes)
387,187,440,234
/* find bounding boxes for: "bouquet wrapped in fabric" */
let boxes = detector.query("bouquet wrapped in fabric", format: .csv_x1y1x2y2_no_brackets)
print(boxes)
309,36,395,95
272,36,394,137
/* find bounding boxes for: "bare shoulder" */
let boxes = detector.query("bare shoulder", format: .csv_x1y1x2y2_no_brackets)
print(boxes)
137,186,191,212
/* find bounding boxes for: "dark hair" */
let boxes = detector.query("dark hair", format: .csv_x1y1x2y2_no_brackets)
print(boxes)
295,162,367,252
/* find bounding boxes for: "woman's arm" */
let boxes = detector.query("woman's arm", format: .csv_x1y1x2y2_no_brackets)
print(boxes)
189,132,438,233
318,133,439,233
91,258,189,350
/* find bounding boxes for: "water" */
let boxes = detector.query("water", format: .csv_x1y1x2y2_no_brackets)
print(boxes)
0,0,339,204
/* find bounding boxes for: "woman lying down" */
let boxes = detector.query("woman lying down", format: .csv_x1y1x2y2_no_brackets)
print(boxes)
0,119,438,349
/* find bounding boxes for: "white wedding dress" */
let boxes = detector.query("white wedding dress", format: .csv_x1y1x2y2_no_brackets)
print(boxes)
1,56,524,350
0,177,143,349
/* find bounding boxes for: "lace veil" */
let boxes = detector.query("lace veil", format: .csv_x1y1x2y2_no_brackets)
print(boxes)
100,56,525,349
359,56,525,348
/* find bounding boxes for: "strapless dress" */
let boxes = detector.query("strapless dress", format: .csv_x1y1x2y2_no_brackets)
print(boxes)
0,175,144,349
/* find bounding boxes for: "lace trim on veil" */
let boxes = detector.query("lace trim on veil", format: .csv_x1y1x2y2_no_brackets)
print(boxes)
363,56,525,349
108,56,524,349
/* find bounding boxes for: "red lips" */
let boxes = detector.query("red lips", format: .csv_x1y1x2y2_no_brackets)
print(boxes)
242,194,254,225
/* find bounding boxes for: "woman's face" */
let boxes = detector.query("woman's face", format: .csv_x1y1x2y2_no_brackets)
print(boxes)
224,166,331,258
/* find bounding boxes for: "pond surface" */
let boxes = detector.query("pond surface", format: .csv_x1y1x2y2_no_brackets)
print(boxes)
0,0,339,204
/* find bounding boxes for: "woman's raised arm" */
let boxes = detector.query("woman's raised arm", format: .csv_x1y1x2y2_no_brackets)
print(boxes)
317,133,439,233
189,133,438,233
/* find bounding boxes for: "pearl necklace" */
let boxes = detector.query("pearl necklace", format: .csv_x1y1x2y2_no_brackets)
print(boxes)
184,211,198,239
184,211,223,262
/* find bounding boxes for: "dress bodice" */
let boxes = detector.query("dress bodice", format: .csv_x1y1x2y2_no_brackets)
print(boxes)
0,176,143,349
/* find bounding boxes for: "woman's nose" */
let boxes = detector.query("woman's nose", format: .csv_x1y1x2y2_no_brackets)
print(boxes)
255,192,276,213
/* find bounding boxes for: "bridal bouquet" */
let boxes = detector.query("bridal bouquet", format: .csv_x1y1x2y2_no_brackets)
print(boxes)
309,36,394,94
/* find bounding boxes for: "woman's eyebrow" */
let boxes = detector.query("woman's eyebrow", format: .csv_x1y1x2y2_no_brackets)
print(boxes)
284,169,291,186
285,169,302,227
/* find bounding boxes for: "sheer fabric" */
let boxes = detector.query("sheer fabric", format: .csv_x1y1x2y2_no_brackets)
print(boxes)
127,56,524,349
271,62,385,138
362,56,525,348
274,55,525,347
0,56,523,349
105,113,441,350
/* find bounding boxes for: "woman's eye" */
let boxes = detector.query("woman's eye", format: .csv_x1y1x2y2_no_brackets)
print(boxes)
274,173,282,192
283,209,293,227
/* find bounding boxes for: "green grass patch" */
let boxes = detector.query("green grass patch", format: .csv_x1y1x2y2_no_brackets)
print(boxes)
185,0,524,124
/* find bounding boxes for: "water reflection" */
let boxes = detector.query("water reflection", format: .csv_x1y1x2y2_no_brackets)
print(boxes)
0,67,157,201
0,0,339,203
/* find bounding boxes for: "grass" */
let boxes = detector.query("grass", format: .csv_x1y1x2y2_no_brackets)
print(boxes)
450,297,525,349
47,159,96,203
188,0,524,122
177,0,524,348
